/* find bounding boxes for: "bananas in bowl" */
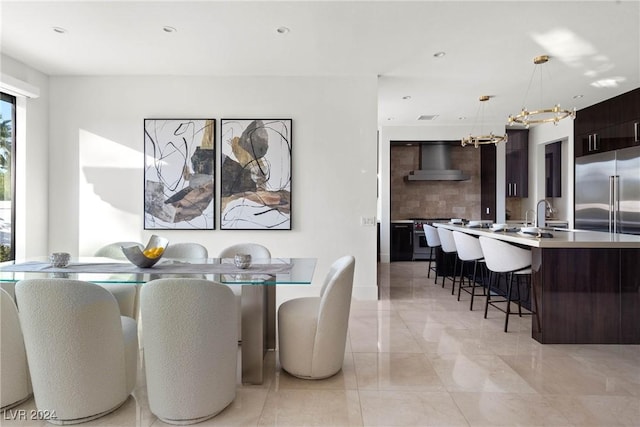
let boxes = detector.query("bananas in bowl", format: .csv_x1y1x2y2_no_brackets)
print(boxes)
122,235,169,268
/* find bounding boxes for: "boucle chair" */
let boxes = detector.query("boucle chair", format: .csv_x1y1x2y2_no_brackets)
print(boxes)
278,255,355,379
141,278,237,425
218,243,272,342
1,288,32,411
162,242,208,259
15,279,138,425
94,241,143,318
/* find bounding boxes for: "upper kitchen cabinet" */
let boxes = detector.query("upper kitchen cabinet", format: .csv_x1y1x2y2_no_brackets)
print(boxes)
505,129,529,198
480,143,496,220
575,88,640,157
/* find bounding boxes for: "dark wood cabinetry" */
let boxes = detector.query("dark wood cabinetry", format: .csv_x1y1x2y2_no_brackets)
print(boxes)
505,129,528,198
545,141,562,198
480,144,496,221
575,88,640,157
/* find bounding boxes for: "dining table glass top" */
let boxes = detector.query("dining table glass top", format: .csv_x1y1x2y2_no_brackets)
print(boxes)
0,257,317,285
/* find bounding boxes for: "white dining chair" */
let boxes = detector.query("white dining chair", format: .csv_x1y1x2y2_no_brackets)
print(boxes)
141,278,237,424
15,278,138,424
1,288,32,411
163,242,208,259
218,243,272,343
278,255,355,379
94,241,142,319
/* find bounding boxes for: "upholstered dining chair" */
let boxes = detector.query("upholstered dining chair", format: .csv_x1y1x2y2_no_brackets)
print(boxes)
94,241,142,318
140,278,237,425
162,242,208,259
15,279,138,425
278,255,355,379
218,243,272,342
1,288,32,411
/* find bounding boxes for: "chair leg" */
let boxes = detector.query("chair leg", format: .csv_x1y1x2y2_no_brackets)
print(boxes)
484,271,494,319
457,259,467,301
451,255,458,295
469,260,478,310
441,252,448,288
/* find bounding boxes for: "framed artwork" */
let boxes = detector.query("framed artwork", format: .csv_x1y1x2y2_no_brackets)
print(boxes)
144,119,216,230
220,119,292,230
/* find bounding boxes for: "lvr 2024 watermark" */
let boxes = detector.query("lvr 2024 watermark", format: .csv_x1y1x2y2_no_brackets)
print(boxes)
3,409,57,421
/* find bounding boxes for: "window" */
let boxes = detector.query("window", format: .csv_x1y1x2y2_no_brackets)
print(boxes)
1,92,16,261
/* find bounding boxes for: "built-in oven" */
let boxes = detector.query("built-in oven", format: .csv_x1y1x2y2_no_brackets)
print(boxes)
412,220,430,260
412,218,450,260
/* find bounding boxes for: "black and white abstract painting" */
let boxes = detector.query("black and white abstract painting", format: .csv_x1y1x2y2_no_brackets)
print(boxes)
220,119,292,230
144,119,215,230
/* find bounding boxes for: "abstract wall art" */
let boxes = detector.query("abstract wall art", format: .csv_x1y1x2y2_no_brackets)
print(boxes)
220,119,292,230
144,119,216,230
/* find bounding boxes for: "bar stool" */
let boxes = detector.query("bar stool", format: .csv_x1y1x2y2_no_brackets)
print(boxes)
422,224,441,282
478,236,535,332
452,231,487,310
436,227,459,295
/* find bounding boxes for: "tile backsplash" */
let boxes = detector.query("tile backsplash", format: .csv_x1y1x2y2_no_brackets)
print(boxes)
391,144,481,220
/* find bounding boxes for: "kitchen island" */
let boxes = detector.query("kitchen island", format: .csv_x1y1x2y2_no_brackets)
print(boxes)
434,223,640,344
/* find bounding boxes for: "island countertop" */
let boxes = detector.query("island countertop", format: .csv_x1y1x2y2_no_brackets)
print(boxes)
433,222,640,248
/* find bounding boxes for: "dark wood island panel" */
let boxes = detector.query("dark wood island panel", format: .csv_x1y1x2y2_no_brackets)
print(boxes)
532,247,640,344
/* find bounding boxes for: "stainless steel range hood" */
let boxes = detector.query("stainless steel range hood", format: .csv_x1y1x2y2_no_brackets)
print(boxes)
405,142,470,181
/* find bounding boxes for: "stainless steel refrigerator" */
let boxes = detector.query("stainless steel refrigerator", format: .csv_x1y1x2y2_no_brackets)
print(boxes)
575,146,640,235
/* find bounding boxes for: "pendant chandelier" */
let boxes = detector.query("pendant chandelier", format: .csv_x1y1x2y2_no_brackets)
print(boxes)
461,95,508,148
508,55,576,128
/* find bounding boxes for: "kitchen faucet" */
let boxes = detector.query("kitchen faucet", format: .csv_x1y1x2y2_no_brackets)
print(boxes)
536,199,552,228
525,209,536,227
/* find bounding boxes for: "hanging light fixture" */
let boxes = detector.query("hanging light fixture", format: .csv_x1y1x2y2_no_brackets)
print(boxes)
508,55,576,128
461,95,508,148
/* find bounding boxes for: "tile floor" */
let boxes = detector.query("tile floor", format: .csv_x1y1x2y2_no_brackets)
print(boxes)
4,261,639,426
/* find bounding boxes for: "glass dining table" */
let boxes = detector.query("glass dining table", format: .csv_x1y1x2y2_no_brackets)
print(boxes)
0,256,317,385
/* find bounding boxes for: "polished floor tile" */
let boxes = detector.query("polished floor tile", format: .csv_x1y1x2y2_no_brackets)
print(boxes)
7,261,640,426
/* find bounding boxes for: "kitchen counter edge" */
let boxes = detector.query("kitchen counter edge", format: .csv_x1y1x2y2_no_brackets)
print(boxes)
432,222,640,248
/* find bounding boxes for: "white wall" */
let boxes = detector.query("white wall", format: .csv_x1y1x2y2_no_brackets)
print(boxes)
527,119,575,227
48,75,379,300
0,55,49,259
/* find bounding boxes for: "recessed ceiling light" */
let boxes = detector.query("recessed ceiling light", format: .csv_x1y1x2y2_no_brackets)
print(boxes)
433,51,446,58
276,26,290,34
402,95,411,100
163,26,177,33
573,94,584,99
52,27,67,34
387,117,394,121
458,116,467,120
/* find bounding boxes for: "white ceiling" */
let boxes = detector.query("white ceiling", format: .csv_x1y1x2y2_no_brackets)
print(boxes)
2,0,639,130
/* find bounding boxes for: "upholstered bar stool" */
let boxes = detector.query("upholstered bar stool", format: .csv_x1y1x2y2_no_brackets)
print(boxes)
478,236,534,332
436,227,459,295
452,231,487,310
422,224,441,282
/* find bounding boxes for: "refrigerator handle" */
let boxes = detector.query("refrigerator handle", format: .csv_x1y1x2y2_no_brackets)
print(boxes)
634,122,639,143
609,175,614,233
613,175,619,234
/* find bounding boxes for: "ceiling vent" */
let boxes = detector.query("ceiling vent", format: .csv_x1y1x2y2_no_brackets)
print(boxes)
405,142,470,181
417,114,438,121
